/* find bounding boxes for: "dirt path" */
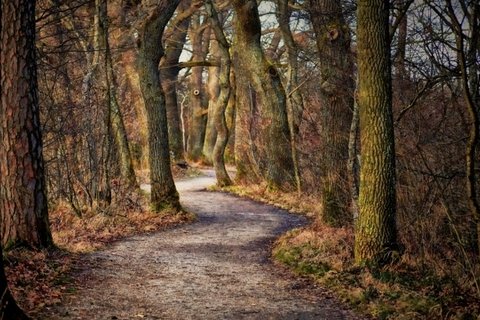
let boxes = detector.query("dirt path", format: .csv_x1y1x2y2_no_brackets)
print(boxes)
41,171,362,319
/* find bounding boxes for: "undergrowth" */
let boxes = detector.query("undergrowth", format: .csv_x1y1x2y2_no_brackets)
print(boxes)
222,183,480,320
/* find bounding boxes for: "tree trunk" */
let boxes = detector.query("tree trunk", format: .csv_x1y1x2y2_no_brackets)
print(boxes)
232,0,295,190
0,0,53,248
276,0,304,192
186,14,209,162
205,0,232,187
203,38,220,164
0,4,31,317
161,0,194,162
309,0,355,226
348,77,360,220
394,7,408,80
354,0,398,265
232,57,262,184
136,0,181,211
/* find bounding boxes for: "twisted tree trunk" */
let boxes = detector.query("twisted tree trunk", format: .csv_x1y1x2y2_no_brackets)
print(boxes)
137,0,181,211
205,0,232,187
232,0,295,190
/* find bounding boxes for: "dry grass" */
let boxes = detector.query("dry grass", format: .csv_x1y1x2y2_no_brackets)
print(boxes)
219,182,319,218
50,202,194,253
223,183,480,320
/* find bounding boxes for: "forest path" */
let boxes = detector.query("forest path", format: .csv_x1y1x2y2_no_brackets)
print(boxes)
41,170,361,319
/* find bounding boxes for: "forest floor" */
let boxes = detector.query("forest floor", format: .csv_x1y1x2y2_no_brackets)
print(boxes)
34,169,362,319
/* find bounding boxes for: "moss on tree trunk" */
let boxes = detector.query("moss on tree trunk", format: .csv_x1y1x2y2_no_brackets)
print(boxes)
354,0,398,265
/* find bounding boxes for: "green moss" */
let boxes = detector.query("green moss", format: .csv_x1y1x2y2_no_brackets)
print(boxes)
274,244,331,277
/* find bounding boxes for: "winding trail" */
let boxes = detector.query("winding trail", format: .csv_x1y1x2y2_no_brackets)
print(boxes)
42,171,361,319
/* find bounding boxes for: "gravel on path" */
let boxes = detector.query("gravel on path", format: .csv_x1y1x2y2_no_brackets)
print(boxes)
40,170,362,320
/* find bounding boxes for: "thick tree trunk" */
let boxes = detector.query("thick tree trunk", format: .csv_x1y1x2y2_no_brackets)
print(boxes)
232,0,295,190
309,0,355,226
205,0,232,187
0,0,52,248
136,0,181,211
232,58,262,184
0,4,31,318
354,0,398,265
161,0,194,162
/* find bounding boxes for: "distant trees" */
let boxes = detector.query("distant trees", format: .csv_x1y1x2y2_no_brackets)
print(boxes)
96,0,137,188
136,0,181,211
354,0,398,264
0,0,52,248
424,0,480,254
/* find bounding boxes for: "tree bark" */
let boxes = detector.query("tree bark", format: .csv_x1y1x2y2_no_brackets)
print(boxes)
277,0,304,192
232,0,295,190
309,0,355,226
186,14,209,162
161,0,195,162
232,57,262,184
136,0,181,211
205,0,232,187
203,38,220,164
0,4,31,317
394,6,408,80
0,0,53,248
354,0,398,265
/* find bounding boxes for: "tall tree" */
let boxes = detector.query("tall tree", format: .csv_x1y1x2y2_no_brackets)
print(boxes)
308,0,355,226
203,38,221,164
136,0,181,211
276,0,304,192
232,0,295,190
205,0,232,187
354,0,398,264
186,13,210,162
0,2,31,318
161,0,196,162
0,0,52,248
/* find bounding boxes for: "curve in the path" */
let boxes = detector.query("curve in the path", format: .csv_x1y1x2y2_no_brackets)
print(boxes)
41,171,362,320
